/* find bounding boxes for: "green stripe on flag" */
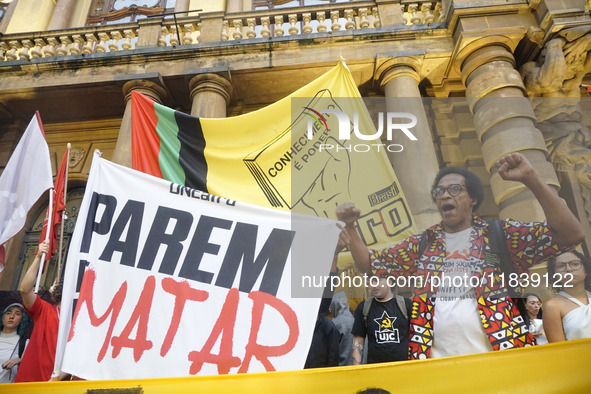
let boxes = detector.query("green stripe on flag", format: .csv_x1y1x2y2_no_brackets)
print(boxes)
154,103,186,185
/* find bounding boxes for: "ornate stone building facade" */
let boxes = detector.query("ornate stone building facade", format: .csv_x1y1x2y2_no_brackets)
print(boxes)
0,0,590,292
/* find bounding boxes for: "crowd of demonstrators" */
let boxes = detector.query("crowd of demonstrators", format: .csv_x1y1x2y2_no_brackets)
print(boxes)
1,154,588,382
522,293,548,345
0,303,30,383
544,250,591,342
14,240,62,383
337,153,585,359
351,277,410,365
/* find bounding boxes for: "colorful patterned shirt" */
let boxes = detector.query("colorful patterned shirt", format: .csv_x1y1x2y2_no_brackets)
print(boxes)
370,216,568,360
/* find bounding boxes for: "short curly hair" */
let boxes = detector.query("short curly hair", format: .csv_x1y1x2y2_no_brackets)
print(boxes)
431,166,485,212
51,282,63,305
547,250,591,292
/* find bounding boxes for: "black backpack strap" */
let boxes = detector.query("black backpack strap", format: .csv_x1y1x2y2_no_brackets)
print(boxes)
362,296,373,329
487,219,519,297
18,335,27,358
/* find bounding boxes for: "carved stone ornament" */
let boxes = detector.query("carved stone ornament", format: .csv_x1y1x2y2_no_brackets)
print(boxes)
520,27,591,224
69,146,85,168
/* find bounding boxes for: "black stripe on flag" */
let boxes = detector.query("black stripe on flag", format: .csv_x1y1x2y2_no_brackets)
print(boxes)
174,111,208,191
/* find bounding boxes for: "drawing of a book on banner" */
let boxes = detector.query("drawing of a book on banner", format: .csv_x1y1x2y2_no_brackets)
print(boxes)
243,90,352,215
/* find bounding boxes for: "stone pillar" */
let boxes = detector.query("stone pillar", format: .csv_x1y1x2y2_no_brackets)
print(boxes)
375,0,404,26
376,57,441,230
188,73,233,118
175,0,190,13
227,0,243,13
112,80,167,167
47,0,76,30
136,17,163,48
196,11,225,43
459,42,559,221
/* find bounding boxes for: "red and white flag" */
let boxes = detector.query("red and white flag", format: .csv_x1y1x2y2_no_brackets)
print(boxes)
0,113,53,273
39,148,68,263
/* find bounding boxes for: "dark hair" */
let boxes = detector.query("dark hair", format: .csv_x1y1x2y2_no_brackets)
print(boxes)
522,293,542,319
431,167,484,211
51,282,63,305
547,250,591,292
356,389,392,394
523,293,541,302
0,304,31,337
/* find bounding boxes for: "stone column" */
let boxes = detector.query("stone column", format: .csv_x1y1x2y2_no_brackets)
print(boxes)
459,42,559,221
47,0,76,30
188,73,233,118
136,17,163,48
197,11,225,43
175,0,190,13
112,80,167,167
376,57,441,230
227,0,243,13
375,0,404,26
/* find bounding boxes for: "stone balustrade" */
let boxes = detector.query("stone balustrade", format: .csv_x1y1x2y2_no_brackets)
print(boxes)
223,0,444,40
0,18,203,62
222,0,445,40
0,0,444,62
223,1,381,40
158,21,200,46
0,23,140,61
401,0,445,26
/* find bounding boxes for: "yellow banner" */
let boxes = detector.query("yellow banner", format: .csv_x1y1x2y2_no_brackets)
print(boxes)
199,61,416,247
8,339,591,393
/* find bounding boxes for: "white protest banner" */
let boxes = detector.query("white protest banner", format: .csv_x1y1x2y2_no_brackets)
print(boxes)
57,152,340,380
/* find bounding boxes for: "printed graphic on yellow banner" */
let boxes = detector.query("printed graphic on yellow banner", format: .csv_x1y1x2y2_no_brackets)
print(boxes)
288,92,419,298
290,94,417,248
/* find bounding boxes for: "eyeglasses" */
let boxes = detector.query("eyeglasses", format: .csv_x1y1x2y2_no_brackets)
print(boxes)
431,184,465,200
527,301,542,306
554,260,583,272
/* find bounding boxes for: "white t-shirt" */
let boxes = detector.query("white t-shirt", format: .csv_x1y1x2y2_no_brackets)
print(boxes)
529,318,548,345
0,331,20,383
431,227,493,358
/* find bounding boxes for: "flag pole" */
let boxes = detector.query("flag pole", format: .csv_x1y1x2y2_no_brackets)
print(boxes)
35,188,53,293
56,144,70,283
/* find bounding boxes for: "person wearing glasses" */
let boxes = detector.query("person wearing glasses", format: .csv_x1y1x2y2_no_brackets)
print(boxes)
543,251,591,342
336,153,584,359
522,293,548,345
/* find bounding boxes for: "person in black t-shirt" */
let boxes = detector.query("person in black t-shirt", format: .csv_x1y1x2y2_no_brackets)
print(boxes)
351,277,410,364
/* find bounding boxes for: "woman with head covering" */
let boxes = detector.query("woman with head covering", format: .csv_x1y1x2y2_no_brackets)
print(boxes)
543,250,591,342
0,303,30,383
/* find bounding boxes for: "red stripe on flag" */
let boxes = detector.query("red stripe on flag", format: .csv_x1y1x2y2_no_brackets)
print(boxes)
39,149,68,264
132,91,164,179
